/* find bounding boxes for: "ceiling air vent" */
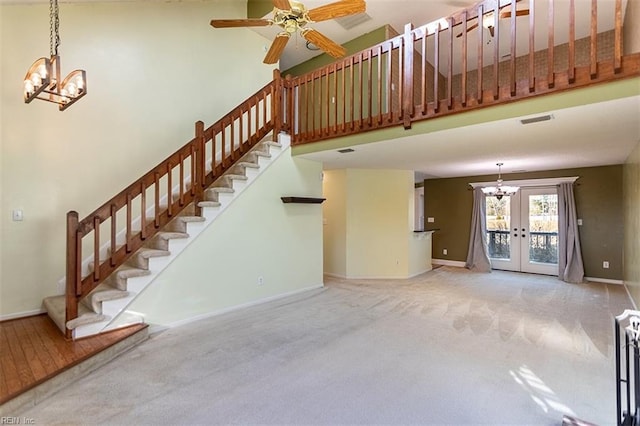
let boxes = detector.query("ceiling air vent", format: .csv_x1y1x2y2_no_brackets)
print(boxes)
335,12,372,30
337,148,355,153
520,114,554,125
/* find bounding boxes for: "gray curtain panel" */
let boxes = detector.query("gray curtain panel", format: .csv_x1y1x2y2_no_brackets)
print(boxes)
466,187,492,272
558,182,585,283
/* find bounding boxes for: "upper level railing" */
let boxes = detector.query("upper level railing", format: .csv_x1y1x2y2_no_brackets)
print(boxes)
284,0,636,145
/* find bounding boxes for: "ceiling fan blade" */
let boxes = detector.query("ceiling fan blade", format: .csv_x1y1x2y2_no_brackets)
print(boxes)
307,0,366,22
210,19,272,28
500,9,530,19
456,22,479,38
302,28,346,58
272,0,291,10
264,33,290,64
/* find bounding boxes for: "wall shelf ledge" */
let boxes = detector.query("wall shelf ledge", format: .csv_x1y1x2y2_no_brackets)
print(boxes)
281,197,326,204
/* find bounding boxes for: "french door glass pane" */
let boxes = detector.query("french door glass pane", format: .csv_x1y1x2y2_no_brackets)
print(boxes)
528,194,558,264
486,196,511,259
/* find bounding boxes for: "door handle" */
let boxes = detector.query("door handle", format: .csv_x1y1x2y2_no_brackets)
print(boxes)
522,234,526,238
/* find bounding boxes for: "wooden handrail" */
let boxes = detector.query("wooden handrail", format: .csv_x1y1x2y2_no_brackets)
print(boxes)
65,70,283,334
286,0,636,146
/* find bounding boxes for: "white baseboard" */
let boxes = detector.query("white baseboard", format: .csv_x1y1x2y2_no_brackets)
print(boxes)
0,308,46,322
166,283,324,329
585,277,624,285
432,259,466,268
623,283,639,310
323,272,346,279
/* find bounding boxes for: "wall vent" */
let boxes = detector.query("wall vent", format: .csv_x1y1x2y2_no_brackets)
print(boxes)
335,12,372,30
520,114,554,125
337,148,355,153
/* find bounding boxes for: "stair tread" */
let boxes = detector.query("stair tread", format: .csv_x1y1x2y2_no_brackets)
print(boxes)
198,201,221,208
82,283,130,313
177,215,206,223
135,247,170,259
44,295,110,332
208,187,235,193
116,265,152,277
225,174,248,181
236,161,260,169
156,231,189,240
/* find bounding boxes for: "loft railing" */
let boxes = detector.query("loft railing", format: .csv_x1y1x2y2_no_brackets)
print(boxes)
487,229,558,263
64,71,284,339
285,0,634,145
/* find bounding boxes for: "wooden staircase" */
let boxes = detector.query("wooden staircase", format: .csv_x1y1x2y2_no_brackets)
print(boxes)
44,137,285,339
43,70,288,339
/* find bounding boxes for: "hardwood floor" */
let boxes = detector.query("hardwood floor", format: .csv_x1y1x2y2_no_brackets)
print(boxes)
0,314,146,405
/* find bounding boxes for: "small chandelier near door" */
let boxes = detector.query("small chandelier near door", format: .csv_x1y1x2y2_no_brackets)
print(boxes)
482,163,519,200
23,0,86,111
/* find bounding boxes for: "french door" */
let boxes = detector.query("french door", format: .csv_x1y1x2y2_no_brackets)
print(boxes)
485,187,559,275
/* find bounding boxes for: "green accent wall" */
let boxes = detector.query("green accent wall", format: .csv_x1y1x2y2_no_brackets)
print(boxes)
283,26,389,77
248,0,272,19
424,165,624,280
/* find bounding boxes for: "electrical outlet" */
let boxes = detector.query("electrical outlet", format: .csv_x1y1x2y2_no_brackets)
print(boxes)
12,209,23,221
427,217,435,223
603,261,609,269
577,218,583,226
443,249,448,255
258,276,264,286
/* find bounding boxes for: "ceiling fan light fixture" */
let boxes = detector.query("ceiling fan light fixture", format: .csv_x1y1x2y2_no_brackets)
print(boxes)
481,163,519,200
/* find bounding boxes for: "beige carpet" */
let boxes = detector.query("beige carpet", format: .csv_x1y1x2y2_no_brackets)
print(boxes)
17,266,631,425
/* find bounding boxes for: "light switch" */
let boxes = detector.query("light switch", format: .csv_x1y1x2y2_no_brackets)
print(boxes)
577,218,583,226
12,209,24,221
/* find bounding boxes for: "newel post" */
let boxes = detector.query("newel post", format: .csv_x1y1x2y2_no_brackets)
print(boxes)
194,120,206,216
285,74,294,139
272,69,282,141
402,23,415,130
65,211,80,340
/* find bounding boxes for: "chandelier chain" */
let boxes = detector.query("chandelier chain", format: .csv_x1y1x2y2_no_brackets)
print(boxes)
49,0,60,57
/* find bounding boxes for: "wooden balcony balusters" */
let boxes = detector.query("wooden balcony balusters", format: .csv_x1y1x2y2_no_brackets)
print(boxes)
285,0,634,146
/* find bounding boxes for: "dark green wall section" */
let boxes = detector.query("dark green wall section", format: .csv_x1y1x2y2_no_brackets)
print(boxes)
283,26,389,76
424,165,623,280
248,0,272,19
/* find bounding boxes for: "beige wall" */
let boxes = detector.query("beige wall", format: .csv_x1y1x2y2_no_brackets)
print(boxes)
322,170,347,277
346,169,413,278
424,165,624,280
624,0,640,54
0,0,275,318
119,148,324,326
323,168,431,279
624,141,640,304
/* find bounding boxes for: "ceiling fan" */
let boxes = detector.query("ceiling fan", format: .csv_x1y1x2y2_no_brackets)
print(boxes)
457,1,530,38
210,0,366,64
